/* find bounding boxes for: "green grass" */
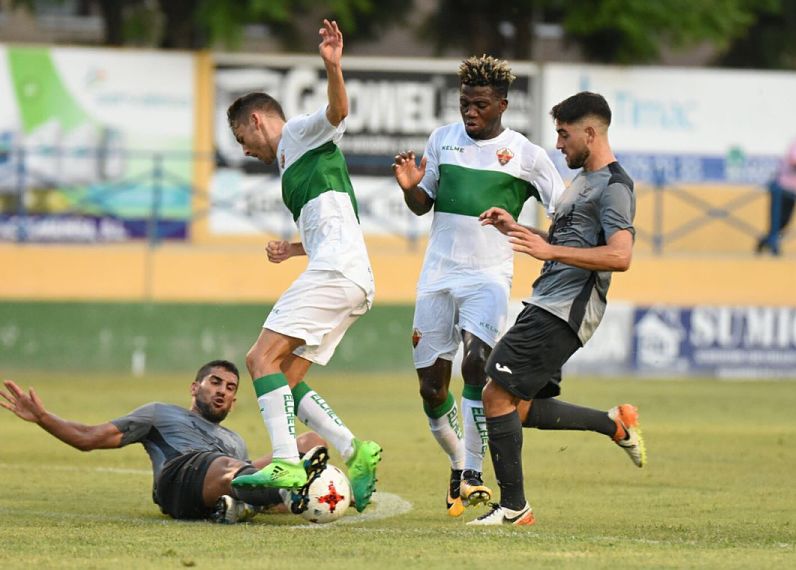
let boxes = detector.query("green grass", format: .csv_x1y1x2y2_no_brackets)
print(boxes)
1,371,794,569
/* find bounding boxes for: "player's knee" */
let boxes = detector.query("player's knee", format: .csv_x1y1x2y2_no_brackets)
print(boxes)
245,344,279,376
207,456,245,493
481,380,516,417
461,353,488,385
297,431,326,453
418,380,447,407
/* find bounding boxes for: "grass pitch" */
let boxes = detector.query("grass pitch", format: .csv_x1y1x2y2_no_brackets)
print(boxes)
0,371,794,569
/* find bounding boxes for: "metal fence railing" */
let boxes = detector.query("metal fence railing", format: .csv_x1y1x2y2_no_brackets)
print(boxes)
1,146,791,255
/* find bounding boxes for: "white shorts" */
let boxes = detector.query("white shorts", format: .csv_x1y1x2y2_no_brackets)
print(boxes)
265,269,369,366
411,280,510,368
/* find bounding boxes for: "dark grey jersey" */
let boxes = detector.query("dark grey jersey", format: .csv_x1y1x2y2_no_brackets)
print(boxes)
528,161,635,344
110,403,249,479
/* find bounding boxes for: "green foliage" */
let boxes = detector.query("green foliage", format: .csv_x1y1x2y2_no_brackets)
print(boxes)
0,372,794,568
715,0,796,68
419,0,536,59
421,0,790,67
560,0,779,63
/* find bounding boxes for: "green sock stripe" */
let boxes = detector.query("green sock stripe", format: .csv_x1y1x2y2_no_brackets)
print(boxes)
462,384,483,401
291,381,313,407
424,392,455,419
253,373,288,397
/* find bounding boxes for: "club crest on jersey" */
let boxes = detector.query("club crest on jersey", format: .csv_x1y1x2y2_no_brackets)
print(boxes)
280,150,286,169
412,328,422,348
496,147,514,165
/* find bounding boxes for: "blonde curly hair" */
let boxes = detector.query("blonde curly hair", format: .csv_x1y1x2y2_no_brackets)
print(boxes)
458,55,516,97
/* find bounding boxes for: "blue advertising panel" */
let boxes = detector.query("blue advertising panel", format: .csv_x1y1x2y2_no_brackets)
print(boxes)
633,306,796,378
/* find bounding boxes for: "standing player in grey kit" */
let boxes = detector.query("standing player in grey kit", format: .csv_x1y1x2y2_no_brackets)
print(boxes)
392,55,563,517
470,91,646,526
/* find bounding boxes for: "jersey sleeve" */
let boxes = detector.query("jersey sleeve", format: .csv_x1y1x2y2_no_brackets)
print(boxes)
417,127,441,199
284,105,345,150
600,182,636,241
110,403,157,447
528,147,565,217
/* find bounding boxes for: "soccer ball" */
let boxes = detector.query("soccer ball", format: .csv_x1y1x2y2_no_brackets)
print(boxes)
300,464,351,524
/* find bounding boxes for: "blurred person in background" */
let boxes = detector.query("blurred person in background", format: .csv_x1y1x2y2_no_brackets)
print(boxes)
756,139,796,255
1,359,327,523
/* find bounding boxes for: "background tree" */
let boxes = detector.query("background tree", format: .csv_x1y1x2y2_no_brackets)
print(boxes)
420,0,788,67
10,0,409,50
558,0,780,64
715,0,796,68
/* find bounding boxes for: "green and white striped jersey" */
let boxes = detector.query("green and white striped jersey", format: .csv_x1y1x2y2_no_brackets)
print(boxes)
417,122,564,291
277,107,374,305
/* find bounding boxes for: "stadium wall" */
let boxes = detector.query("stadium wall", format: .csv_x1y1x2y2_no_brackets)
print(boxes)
0,240,794,305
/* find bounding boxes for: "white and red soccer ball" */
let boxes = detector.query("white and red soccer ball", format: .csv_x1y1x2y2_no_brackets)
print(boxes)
300,465,351,524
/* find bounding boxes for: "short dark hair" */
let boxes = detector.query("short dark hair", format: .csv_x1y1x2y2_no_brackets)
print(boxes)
458,55,516,98
550,91,612,126
227,92,286,129
194,360,240,385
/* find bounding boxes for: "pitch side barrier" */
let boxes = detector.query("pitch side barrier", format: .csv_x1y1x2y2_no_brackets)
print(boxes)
2,143,784,256
547,302,796,380
0,301,415,374
4,299,793,378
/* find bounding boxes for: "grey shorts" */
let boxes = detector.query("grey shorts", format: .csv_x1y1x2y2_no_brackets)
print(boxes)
154,450,228,520
485,304,581,400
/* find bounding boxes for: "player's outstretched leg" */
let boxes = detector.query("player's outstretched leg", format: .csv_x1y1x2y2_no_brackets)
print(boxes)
282,446,330,514
231,457,309,490
467,502,535,526
608,404,646,468
447,468,464,517
460,469,492,507
346,439,382,512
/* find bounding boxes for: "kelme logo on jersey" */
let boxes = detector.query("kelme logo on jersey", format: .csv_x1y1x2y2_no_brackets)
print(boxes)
412,328,422,348
442,144,464,152
496,147,514,165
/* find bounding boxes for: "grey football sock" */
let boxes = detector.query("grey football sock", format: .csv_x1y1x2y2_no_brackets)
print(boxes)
522,398,616,437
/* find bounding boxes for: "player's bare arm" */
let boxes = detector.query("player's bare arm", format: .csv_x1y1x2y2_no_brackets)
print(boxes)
1,380,123,451
392,150,433,215
266,240,306,264
319,19,347,126
510,227,633,272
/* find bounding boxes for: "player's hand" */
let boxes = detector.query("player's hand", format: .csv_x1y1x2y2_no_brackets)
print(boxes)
319,19,343,66
508,229,554,261
0,380,46,423
266,240,292,264
479,207,520,235
391,151,426,191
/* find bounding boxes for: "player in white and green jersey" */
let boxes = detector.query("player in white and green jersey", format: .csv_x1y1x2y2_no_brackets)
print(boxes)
392,55,564,517
223,19,380,513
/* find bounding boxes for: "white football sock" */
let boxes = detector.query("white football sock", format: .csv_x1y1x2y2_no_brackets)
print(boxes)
462,396,488,473
293,383,356,460
253,374,299,462
426,393,464,470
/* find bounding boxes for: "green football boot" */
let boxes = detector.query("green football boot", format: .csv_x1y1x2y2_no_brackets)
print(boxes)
345,439,382,513
231,458,308,489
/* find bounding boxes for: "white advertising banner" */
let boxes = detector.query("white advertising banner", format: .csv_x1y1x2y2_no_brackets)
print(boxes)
210,54,541,238
0,44,195,241
541,63,796,156
540,64,796,185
